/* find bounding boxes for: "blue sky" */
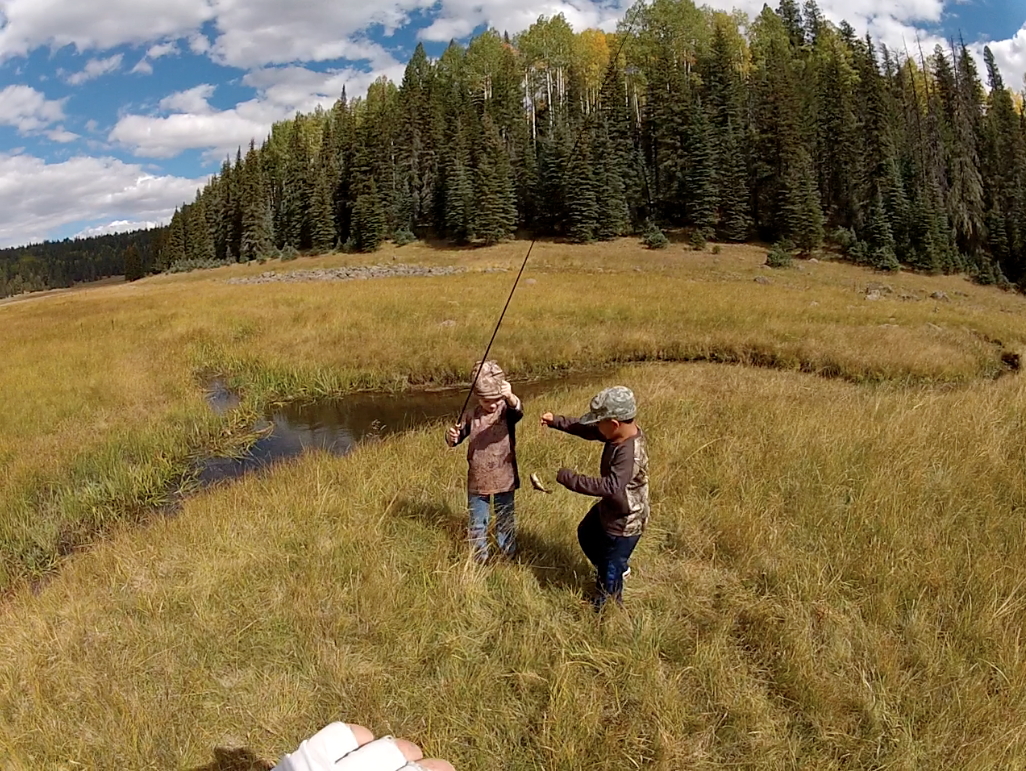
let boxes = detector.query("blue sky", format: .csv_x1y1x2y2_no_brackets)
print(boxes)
0,0,1023,249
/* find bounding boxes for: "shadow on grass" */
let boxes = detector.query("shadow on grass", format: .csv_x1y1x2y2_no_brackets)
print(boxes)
392,494,593,596
515,528,592,594
188,747,272,771
393,495,465,544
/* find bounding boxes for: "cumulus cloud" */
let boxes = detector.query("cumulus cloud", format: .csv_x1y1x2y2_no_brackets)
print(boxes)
209,0,427,68
419,0,626,42
64,53,123,84
73,219,163,238
147,41,179,59
0,85,65,133
46,127,79,142
243,62,406,111
158,83,217,113
109,61,405,159
0,0,214,58
981,25,1026,90
130,40,180,74
0,152,207,247
109,97,277,159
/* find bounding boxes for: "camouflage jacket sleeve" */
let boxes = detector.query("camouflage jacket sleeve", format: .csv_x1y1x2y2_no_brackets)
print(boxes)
549,415,604,441
556,441,632,507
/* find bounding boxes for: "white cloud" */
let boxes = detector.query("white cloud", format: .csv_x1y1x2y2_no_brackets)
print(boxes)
109,101,274,159
131,40,179,74
188,33,211,54
108,63,404,159
0,152,207,247
208,0,426,68
419,0,625,43
0,85,65,132
0,0,214,59
980,25,1026,91
74,219,163,238
243,63,405,111
64,53,123,84
147,41,179,59
158,83,217,113
46,127,79,142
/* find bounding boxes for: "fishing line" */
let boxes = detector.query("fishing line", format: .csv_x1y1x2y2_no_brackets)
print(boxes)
458,0,650,420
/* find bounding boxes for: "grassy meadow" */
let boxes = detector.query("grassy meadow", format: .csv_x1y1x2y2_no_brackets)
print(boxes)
3,239,1026,769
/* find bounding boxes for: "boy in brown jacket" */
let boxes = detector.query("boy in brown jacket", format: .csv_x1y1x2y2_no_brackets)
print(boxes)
447,360,523,562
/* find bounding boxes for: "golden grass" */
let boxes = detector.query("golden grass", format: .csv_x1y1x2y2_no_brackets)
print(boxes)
3,364,1026,769
1,239,1022,585
2,238,1026,767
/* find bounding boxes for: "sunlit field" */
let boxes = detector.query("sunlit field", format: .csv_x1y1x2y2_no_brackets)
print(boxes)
3,238,1026,769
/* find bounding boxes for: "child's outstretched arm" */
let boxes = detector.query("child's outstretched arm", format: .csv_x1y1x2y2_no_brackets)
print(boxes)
556,445,633,500
541,412,603,441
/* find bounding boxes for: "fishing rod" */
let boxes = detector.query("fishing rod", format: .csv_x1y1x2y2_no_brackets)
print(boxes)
457,0,650,421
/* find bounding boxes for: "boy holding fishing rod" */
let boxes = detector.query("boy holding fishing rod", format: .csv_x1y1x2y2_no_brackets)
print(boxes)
540,386,649,610
446,360,523,563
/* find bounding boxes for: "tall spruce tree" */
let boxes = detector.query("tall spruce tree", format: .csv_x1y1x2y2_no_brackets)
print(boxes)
352,179,386,252
685,99,717,237
240,142,274,261
283,119,314,250
472,114,518,244
163,209,187,267
123,244,144,281
310,167,337,252
444,118,475,242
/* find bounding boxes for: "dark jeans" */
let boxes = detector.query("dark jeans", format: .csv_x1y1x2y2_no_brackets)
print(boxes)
576,506,640,609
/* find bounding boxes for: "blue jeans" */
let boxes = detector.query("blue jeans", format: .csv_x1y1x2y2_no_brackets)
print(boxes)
468,491,516,562
577,506,640,609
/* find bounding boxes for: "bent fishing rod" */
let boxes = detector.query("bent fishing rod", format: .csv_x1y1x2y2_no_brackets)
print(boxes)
457,0,650,421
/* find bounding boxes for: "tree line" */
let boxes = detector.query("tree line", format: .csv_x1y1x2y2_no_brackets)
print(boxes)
0,229,164,299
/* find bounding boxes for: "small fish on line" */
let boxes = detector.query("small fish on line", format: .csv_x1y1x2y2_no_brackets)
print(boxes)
530,472,552,494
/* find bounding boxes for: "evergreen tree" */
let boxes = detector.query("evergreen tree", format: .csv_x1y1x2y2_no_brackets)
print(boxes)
472,114,518,244
718,124,751,241
777,0,805,49
310,166,337,252
780,147,824,253
752,7,814,243
228,148,244,260
284,119,314,250
685,99,717,237
163,209,187,267
123,244,144,281
240,143,274,262
595,117,630,240
444,119,475,242
566,129,600,242
185,194,215,262
537,125,570,235
352,179,386,252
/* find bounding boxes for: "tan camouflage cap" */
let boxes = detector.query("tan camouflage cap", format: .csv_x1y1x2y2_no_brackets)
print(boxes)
470,360,505,400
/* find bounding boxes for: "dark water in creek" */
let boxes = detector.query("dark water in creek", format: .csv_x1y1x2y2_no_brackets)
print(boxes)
198,373,609,486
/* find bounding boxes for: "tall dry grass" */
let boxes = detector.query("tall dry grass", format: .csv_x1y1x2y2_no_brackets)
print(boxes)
2,240,1023,590
3,364,1026,769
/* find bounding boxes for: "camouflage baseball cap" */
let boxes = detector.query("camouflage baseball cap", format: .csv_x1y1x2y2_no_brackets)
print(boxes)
579,386,637,424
